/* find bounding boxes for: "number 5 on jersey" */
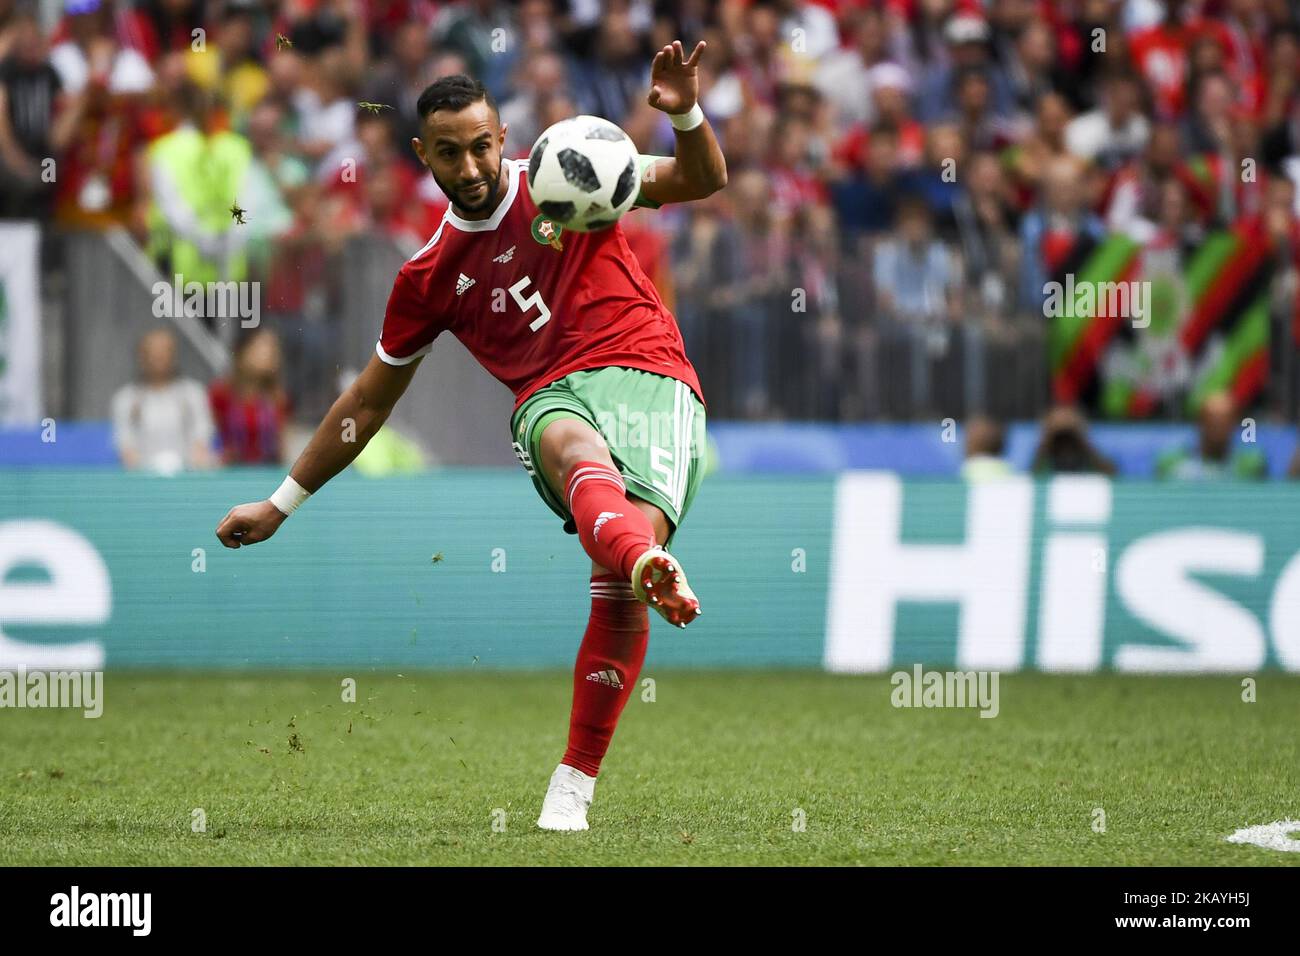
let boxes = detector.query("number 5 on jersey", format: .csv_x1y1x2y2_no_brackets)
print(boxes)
509,276,552,331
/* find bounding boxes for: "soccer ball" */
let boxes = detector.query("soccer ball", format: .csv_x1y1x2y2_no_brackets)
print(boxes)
526,115,640,233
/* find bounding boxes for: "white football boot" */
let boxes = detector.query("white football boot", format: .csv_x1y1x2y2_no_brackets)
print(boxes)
536,763,596,831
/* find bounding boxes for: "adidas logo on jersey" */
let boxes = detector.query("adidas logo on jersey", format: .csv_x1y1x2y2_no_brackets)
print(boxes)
585,669,624,690
493,246,516,263
456,273,476,295
593,511,623,541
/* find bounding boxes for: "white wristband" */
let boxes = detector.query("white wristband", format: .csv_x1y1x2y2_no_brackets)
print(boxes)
668,103,705,132
269,476,311,517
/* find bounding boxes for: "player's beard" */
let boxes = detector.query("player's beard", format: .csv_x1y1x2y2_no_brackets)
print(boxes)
433,162,503,218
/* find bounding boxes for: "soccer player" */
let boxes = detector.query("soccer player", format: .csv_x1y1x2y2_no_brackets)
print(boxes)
215,40,726,832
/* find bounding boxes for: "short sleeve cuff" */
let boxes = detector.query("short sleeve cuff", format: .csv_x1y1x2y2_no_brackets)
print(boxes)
376,341,432,366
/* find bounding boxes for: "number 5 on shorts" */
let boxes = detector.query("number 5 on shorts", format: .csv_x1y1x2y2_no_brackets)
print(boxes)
650,446,674,497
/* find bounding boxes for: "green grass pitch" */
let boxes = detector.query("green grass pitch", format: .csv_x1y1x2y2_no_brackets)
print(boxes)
2,672,1298,866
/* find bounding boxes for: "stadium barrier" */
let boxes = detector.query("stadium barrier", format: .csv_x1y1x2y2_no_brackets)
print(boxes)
62,229,229,421
1,469,1297,671
6,420,1299,476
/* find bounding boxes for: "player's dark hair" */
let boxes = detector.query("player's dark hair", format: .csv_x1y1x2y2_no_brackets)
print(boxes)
416,74,498,121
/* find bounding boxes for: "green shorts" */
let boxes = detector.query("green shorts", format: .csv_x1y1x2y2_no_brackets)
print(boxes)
510,367,707,543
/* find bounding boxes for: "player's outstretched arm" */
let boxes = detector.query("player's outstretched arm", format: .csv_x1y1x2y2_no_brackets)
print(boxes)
639,40,728,206
214,353,422,548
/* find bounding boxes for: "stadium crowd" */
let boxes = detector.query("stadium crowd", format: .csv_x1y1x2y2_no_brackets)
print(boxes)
2,0,1300,468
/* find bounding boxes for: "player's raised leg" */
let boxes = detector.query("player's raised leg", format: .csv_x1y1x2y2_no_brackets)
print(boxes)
537,417,700,627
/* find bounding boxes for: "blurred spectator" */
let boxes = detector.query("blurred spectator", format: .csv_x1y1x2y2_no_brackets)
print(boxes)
814,5,888,129
320,105,393,183
767,111,825,222
1031,405,1117,474
776,0,838,61
0,9,82,219
111,327,215,473
569,4,646,122
1182,69,1238,156
961,415,1013,481
435,0,519,101
50,0,154,229
209,328,289,465
670,190,729,390
293,43,356,170
896,0,958,78
1003,19,1068,119
134,0,206,63
358,154,441,252
826,62,926,180
500,47,568,157
277,0,368,78
866,62,924,168
49,0,153,96
1018,155,1105,313
781,202,842,418
243,99,307,231
262,174,347,420
915,13,1012,124
1156,391,1267,479
1214,0,1269,117
0,0,15,55
874,196,958,321
143,79,252,287
904,123,967,230
953,150,1017,316
1064,70,1150,170
950,65,1015,154
358,23,447,169
873,196,961,416
718,0,786,111
1005,90,1072,206
198,0,271,131
703,168,791,418
1259,27,1299,168
261,44,305,137
832,124,919,238
1127,0,1193,119
1104,121,1206,242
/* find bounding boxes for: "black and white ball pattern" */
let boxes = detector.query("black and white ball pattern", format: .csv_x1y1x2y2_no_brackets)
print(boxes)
526,116,640,233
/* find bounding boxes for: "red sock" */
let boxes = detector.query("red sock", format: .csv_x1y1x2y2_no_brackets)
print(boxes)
562,574,650,776
564,461,657,580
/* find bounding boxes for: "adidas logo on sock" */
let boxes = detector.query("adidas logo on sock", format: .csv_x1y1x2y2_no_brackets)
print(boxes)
585,669,624,689
593,511,623,541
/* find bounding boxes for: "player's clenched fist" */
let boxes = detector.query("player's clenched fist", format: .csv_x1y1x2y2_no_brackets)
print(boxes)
215,500,286,548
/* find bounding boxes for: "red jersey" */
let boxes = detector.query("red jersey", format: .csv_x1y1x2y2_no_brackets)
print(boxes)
208,379,288,465
377,158,704,409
